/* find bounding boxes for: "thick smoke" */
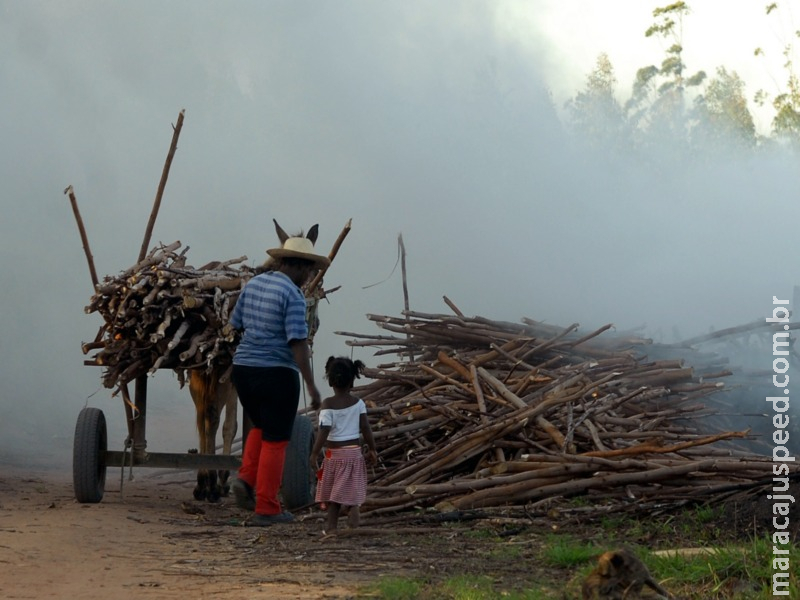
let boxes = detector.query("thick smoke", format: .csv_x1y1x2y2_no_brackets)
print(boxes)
1,2,797,471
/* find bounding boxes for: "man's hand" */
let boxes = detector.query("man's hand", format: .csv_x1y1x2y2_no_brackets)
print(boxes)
309,384,322,411
291,340,322,410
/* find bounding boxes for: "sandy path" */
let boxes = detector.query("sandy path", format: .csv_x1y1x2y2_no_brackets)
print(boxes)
0,467,368,600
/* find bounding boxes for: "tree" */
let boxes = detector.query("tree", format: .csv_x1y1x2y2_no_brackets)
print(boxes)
564,53,628,149
626,2,706,146
564,2,798,153
565,3,772,158
771,47,800,142
693,66,757,148
755,2,800,145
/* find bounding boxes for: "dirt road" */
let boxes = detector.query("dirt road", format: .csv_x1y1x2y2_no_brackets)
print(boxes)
0,467,394,599
1,466,546,600
3,462,786,599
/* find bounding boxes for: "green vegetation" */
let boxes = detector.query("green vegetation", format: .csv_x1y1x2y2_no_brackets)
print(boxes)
357,514,799,599
565,1,800,154
540,534,600,568
367,575,558,600
369,576,424,600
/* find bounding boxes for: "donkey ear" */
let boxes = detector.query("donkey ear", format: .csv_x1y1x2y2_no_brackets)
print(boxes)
306,224,319,244
273,219,290,245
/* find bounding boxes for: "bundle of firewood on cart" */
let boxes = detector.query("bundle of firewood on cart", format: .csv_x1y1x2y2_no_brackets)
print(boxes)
82,220,351,391
82,240,254,389
337,303,800,517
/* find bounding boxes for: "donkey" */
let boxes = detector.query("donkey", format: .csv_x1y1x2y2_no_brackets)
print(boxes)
189,367,238,502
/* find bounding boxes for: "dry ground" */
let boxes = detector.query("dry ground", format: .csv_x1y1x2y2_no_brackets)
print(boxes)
0,464,795,600
0,466,558,600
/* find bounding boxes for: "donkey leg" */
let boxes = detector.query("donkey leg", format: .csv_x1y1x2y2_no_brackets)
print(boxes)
205,403,224,503
190,370,215,502
194,423,213,501
218,382,239,496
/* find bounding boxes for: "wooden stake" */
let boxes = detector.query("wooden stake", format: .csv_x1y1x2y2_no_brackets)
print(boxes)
63,185,99,290
138,109,185,262
443,295,464,316
399,233,410,315
398,233,412,362
307,218,352,295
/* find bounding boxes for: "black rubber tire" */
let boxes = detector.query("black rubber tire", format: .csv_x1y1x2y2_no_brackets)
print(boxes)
72,407,108,503
281,414,315,510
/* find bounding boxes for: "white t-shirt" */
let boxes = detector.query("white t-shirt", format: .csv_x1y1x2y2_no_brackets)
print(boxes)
318,399,366,442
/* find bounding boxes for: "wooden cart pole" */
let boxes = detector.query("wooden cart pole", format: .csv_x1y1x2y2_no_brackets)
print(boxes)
63,185,99,290
306,218,352,295
132,375,148,461
137,109,185,262
133,109,184,459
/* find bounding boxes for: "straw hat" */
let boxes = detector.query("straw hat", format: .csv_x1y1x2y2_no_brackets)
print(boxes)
266,220,330,267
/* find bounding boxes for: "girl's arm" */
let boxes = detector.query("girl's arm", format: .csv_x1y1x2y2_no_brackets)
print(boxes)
310,426,330,470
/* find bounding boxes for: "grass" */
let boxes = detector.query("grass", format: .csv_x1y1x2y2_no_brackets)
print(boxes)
540,534,600,567
368,575,557,600
369,576,424,600
658,537,800,599
358,511,800,600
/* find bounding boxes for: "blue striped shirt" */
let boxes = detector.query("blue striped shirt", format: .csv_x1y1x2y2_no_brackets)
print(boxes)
229,271,308,369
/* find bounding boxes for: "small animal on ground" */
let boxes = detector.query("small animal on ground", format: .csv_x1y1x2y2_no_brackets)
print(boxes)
581,548,673,599
188,367,238,502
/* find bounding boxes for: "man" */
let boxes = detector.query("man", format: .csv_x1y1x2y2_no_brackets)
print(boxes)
229,221,329,526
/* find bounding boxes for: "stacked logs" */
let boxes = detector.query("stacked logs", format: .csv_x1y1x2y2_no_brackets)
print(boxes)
337,307,796,515
82,220,350,393
83,241,256,390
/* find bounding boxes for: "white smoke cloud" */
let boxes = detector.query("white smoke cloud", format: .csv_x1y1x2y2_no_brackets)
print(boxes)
1,1,796,471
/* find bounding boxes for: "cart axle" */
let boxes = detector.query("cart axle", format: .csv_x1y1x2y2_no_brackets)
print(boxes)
105,451,241,470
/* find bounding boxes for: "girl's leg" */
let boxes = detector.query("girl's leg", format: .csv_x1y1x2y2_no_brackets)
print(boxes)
347,505,360,529
326,502,341,532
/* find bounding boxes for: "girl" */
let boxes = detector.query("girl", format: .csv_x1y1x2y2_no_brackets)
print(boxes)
311,356,377,532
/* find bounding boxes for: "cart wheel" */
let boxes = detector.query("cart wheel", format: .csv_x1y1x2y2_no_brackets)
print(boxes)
281,414,315,510
73,407,107,503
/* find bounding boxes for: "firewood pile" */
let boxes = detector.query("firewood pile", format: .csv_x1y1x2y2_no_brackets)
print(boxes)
339,306,797,515
83,217,351,392
82,241,257,390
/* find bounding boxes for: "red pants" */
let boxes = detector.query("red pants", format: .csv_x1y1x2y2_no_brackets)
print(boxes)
239,428,287,515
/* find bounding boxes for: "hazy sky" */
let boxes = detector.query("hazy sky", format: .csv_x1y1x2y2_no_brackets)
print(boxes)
2,1,798,470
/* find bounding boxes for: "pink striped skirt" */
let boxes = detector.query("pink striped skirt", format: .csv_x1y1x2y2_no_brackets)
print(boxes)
315,446,367,507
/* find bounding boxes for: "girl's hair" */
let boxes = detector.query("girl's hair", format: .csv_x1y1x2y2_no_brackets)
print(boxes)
324,356,365,389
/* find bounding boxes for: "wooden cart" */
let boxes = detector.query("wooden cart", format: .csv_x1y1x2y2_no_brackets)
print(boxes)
71,373,316,508
65,111,345,510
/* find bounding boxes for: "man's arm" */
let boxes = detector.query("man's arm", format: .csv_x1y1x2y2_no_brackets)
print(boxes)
290,338,321,410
